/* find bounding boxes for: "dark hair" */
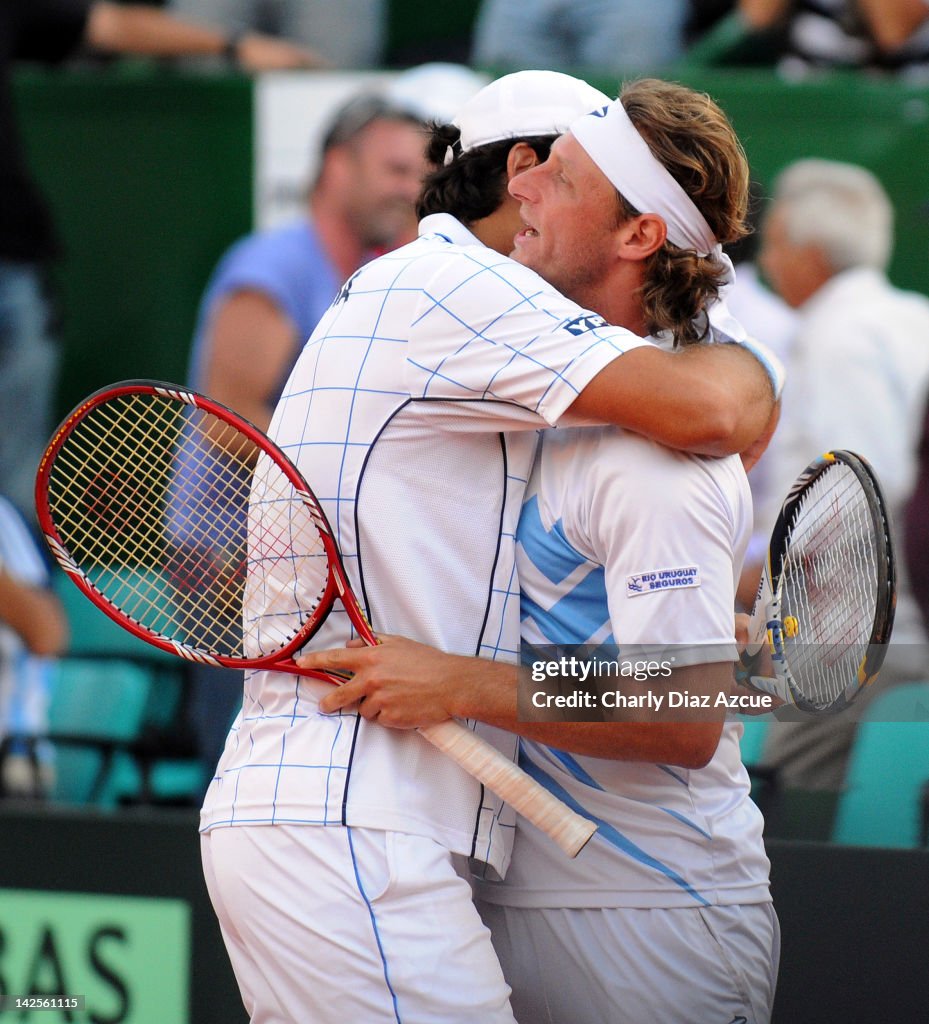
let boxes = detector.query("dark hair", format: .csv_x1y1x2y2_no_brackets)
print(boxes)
416,123,555,223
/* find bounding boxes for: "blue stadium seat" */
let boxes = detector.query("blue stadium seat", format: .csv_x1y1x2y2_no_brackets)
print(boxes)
52,569,177,664
48,658,153,805
832,682,929,848
738,717,771,765
100,751,204,807
50,571,202,805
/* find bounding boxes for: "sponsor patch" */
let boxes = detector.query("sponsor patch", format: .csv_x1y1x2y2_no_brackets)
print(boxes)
626,565,700,597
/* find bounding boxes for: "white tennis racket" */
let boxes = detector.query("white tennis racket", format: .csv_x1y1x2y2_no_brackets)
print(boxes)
739,450,896,714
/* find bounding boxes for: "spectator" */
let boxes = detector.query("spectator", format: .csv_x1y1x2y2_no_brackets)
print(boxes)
0,495,68,799
0,2,325,526
686,0,741,43
186,91,427,431
385,63,491,246
169,0,384,68
471,0,687,74
904,397,929,634
183,89,427,783
754,158,929,792
738,0,929,76
386,62,491,127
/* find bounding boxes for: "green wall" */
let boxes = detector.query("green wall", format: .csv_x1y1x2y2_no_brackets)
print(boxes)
13,66,253,421
597,68,929,299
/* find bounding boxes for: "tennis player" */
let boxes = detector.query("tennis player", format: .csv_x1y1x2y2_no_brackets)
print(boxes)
302,80,779,1022
475,81,777,1023
201,72,779,1023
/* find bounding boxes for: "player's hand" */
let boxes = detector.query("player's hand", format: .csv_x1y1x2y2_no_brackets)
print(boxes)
236,32,331,71
296,635,464,728
732,612,785,711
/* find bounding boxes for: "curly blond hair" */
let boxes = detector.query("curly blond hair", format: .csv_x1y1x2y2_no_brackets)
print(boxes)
619,79,750,346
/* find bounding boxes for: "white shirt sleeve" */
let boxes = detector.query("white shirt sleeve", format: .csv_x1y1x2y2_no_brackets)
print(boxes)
552,430,748,662
405,252,653,426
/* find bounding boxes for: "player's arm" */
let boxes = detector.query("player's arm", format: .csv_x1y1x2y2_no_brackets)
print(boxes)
568,342,776,456
299,638,725,770
857,0,929,51
0,569,69,657
201,290,296,432
472,659,727,769
740,395,780,473
85,2,328,69
737,0,791,31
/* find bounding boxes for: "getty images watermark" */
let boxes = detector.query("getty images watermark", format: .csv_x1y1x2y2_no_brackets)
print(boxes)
519,644,774,723
518,642,929,723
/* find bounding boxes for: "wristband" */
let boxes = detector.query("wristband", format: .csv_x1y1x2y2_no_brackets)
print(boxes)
737,335,786,401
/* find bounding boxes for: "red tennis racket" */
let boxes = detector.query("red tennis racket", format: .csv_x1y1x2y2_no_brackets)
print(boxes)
35,380,595,857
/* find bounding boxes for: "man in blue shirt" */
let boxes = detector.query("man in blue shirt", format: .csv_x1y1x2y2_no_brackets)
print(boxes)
186,92,428,430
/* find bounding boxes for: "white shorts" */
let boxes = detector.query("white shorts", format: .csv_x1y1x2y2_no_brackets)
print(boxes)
476,900,780,1024
201,825,515,1023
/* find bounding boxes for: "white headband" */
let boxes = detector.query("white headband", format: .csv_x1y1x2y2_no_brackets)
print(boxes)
570,101,717,256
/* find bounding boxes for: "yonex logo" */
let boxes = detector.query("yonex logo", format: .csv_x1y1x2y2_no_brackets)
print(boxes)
563,313,610,336
334,269,362,305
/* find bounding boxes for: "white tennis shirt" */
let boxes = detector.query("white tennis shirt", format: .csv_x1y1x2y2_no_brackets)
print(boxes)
200,214,654,877
474,425,772,907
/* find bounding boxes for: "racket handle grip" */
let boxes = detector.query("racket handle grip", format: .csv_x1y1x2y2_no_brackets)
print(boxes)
741,673,791,705
418,719,597,858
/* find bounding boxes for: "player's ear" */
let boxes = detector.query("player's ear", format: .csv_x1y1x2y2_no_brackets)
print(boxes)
617,213,667,262
506,142,541,180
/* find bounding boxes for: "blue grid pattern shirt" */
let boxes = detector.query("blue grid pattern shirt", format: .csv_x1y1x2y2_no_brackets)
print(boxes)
200,214,653,876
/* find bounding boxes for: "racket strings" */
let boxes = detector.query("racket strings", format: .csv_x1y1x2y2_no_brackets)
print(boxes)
52,397,185,592
243,451,332,657
779,464,880,707
47,392,329,659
